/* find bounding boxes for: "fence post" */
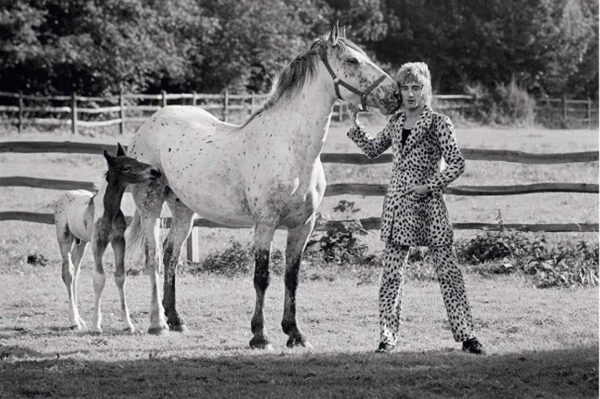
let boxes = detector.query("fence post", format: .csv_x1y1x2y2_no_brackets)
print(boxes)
223,90,229,122
119,90,125,135
71,92,78,135
185,226,200,263
587,98,592,129
561,95,567,127
250,92,255,115
161,90,167,108
17,91,23,134
192,91,197,107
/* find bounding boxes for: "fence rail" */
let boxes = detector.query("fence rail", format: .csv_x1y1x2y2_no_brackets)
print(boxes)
1,90,597,133
1,138,598,261
1,141,597,164
1,211,595,233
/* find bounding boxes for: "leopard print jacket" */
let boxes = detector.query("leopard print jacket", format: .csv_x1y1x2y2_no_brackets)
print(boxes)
347,106,465,246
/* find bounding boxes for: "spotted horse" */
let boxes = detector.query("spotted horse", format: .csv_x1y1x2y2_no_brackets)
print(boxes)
126,25,400,348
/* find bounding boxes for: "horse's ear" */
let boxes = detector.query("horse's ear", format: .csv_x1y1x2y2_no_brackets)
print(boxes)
340,25,347,38
103,150,115,166
328,21,340,45
116,143,126,156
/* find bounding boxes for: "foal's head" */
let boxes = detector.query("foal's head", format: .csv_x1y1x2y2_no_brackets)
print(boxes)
103,143,161,185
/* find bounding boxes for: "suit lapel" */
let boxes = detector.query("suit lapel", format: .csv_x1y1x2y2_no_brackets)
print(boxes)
401,106,433,156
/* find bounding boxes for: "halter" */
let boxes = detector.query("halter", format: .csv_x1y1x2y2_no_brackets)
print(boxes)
318,45,387,111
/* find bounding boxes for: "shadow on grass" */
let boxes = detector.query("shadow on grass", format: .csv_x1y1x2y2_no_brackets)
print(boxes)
0,345,597,398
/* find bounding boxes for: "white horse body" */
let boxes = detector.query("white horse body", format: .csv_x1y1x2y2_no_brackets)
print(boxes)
127,29,400,345
55,190,95,242
130,92,332,228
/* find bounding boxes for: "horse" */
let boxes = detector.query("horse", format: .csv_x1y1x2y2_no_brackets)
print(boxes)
53,143,161,333
126,25,400,348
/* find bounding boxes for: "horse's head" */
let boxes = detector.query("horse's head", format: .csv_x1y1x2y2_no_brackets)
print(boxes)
103,143,161,184
317,25,400,115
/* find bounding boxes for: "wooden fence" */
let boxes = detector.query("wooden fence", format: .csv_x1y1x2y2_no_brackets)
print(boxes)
0,90,480,134
0,140,597,260
535,97,598,128
1,91,596,133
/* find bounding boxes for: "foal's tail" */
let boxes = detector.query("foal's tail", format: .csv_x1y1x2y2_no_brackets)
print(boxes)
125,210,145,268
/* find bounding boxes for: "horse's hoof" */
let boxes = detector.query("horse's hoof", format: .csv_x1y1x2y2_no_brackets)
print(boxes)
124,325,136,334
147,326,169,336
69,324,84,331
91,327,103,335
249,336,272,350
286,335,311,349
169,324,189,334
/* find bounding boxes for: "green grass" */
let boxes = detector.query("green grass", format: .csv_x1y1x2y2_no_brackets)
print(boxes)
0,270,597,398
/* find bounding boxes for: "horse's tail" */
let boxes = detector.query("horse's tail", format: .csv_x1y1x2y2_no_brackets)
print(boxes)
125,210,145,268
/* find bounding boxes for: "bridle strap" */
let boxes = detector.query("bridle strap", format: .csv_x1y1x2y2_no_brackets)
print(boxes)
318,45,387,110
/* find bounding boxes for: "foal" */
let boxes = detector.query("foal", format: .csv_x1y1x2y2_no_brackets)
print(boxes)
53,143,161,332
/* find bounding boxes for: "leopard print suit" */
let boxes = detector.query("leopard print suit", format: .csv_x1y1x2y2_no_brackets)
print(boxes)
347,106,476,346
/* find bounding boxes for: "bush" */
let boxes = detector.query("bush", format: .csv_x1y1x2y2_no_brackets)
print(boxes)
455,228,599,288
465,78,536,126
305,200,371,265
190,238,284,277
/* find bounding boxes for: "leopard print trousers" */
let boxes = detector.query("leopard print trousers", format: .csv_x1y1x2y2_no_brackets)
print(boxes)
379,242,475,346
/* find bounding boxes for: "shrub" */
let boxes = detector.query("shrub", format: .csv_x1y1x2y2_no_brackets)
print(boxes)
465,78,536,126
190,238,284,277
305,200,370,265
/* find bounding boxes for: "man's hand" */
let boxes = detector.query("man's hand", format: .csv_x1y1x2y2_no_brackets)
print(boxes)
347,102,363,126
400,185,431,197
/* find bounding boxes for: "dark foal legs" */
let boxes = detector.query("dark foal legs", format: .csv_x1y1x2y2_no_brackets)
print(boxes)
91,235,109,333
162,193,195,332
112,235,135,332
282,215,315,348
249,224,276,349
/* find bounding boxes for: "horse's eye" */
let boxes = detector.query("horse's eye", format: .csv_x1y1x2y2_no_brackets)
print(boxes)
345,58,359,65
121,167,130,172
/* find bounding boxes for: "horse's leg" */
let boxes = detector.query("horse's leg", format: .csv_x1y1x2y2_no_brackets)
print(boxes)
132,183,169,335
70,240,88,329
91,235,109,333
112,235,135,333
249,223,276,350
282,214,316,348
56,227,81,329
163,193,195,332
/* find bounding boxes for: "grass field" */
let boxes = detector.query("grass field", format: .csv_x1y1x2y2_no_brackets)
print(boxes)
0,121,598,397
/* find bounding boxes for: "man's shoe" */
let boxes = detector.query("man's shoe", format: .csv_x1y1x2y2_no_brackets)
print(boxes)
462,337,486,355
375,342,395,353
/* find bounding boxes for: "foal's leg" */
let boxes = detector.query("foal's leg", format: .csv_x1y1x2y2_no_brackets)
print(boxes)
70,240,88,329
91,233,109,333
56,228,81,329
163,193,195,332
282,214,316,348
132,183,168,335
112,235,135,333
249,223,276,349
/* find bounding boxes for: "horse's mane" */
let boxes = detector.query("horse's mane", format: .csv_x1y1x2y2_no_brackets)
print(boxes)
242,36,366,127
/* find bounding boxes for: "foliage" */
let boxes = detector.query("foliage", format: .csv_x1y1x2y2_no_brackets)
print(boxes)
305,200,371,265
189,238,284,277
455,228,599,289
465,78,537,126
0,0,596,100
